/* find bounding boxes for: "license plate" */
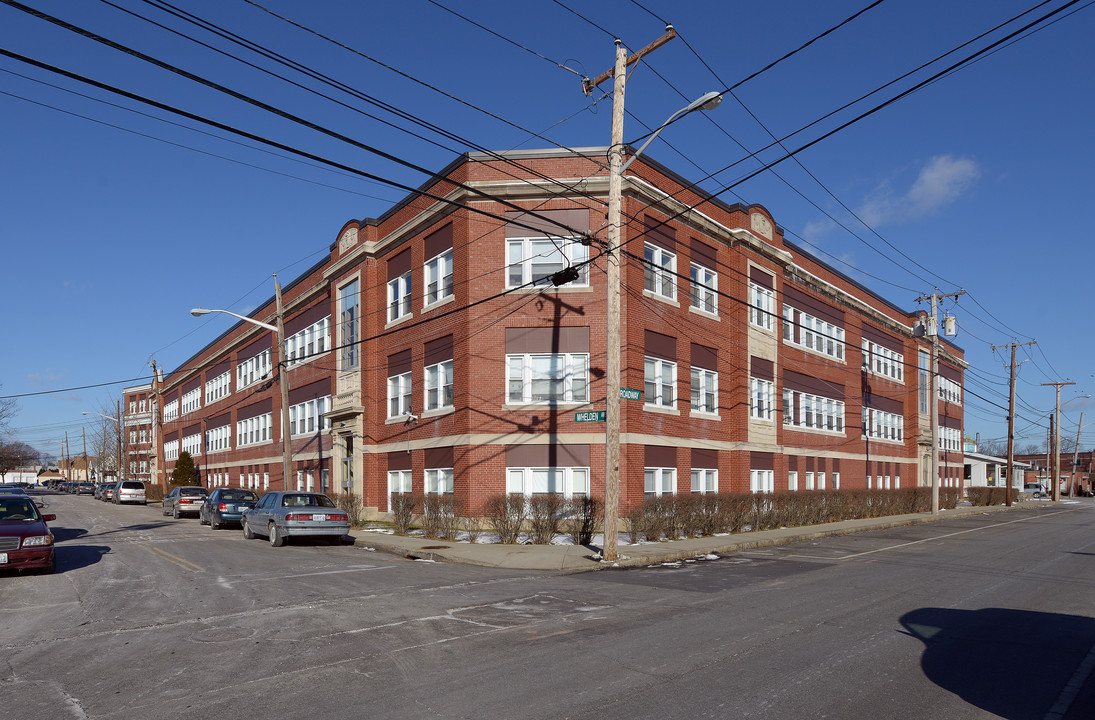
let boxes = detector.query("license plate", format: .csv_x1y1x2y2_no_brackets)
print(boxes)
312,514,326,522
0,553,7,564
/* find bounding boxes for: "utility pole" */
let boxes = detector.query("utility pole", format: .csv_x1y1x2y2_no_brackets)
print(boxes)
152,357,165,488
993,340,1034,506
1043,381,1075,502
82,426,87,482
117,398,125,481
917,289,965,514
1069,411,1084,497
583,27,676,563
274,276,293,491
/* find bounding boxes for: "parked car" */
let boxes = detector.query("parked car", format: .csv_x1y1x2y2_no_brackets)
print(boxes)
0,494,56,574
75,482,95,495
1023,483,1048,498
99,483,117,502
200,488,259,530
162,486,208,518
113,480,147,505
242,492,349,547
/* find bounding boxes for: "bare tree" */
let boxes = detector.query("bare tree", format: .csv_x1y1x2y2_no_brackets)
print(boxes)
86,397,124,481
977,438,1006,456
0,383,17,435
0,439,41,482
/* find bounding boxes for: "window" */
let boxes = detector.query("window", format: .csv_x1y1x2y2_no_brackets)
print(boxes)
236,413,273,447
340,280,359,370
388,271,411,322
507,353,588,404
424,250,453,305
864,408,904,442
425,360,454,411
644,467,676,497
643,243,676,299
290,396,331,436
139,429,147,443
691,468,717,494
182,433,201,457
645,357,677,408
286,317,331,366
507,236,588,287
139,460,148,474
918,350,930,413
129,400,136,414
940,426,962,451
750,469,774,493
321,469,330,493
788,470,799,491
139,399,146,412
181,387,201,415
425,468,454,494
507,467,590,497
388,372,412,418
783,389,845,433
206,425,231,452
690,263,717,314
938,376,962,405
749,281,775,330
129,430,137,444
164,399,179,423
805,471,815,490
833,472,840,490
691,367,718,414
164,439,179,462
862,339,904,382
205,370,231,403
237,350,272,390
750,377,774,420
785,306,845,360
817,471,826,490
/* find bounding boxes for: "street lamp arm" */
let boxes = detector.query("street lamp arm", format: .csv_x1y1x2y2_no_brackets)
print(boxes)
82,411,119,422
620,91,723,173
190,307,278,333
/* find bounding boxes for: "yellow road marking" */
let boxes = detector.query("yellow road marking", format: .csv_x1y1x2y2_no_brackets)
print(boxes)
144,545,205,572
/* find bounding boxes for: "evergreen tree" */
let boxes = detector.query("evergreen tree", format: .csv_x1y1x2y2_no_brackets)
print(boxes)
171,451,199,486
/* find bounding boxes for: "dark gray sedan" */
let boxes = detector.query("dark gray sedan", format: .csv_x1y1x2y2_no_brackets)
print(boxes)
241,492,350,547
199,488,258,530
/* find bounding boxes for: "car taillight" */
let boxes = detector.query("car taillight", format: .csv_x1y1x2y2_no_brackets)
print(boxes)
218,503,228,511
286,513,311,521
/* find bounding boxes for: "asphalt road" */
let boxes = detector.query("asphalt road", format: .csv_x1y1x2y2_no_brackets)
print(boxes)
2,491,1093,719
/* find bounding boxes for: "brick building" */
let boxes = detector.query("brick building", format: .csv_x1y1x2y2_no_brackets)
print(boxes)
133,148,965,517
122,382,155,484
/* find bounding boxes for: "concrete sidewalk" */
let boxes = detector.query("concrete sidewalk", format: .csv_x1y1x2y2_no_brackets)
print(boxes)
348,502,1049,573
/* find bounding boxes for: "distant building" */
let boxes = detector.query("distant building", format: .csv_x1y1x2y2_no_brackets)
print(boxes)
122,382,155,484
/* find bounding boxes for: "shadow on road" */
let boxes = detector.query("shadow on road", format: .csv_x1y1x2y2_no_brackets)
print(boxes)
55,544,110,572
901,607,1095,719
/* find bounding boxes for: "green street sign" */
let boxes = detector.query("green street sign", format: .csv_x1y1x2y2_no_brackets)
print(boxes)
620,387,642,401
575,411,607,422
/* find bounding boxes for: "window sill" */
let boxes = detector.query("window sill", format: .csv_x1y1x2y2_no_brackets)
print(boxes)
688,306,720,321
783,425,846,437
690,411,721,420
385,314,414,330
503,402,591,410
643,289,679,307
643,404,680,416
422,406,455,419
505,284,592,294
423,294,455,313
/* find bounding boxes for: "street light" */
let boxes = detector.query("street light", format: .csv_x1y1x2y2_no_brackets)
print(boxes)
82,410,122,482
191,278,293,491
603,86,723,562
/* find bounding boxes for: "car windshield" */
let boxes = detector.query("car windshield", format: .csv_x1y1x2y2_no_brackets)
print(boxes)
280,494,335,508
0,499,40,521
180,487,206,496
221,491,257,501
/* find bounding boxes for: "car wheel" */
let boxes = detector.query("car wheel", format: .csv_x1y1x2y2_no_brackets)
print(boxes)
173,506,180,519
162,504,169,517
269,523,285,547
211,516,220,531
199,510,208,526
242,519,255,539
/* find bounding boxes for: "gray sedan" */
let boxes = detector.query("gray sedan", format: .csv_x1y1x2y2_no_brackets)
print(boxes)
241,492,350,547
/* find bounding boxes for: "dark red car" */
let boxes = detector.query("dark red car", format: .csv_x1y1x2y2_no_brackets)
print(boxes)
0,495,56,573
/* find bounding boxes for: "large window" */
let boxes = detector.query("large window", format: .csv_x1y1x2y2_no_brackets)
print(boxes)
425,360,453,411
749,282,775,330
290,396,331,436
388,271,412,323
506,467,589,497
388,372,412,418
286,317,331,366
690,263,717,314
163,399,179,423
783,389,845,433
644,243,676,299
164,439,178,462
938,376,962,405
750,377,775,421
864,408,904,442
424,250,453,305
205,370,231,403
507,353,588,404
785,306,845,360
507,236,588,287
388,470,412,501
181,387,201,416
645,357,677,408
206,425,230,453
691,367,718,414
237,350,272,390
181,433,201,457
644,467,676,497
918,350,930,413
750,469,774,493
425,468,454,494
940,426,962,451
340,280,359,370
691,468,717,494
236,412,273,447
863,339,904,382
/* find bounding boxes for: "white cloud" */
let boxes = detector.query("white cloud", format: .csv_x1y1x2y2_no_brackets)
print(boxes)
857,155,980,227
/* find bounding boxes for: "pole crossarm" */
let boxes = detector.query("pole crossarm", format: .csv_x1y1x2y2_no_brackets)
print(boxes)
582,26,676,95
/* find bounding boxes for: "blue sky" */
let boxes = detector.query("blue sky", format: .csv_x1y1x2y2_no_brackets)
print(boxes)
2,0,1092,458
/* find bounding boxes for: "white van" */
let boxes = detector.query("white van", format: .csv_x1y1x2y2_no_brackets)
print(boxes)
113,480,147,505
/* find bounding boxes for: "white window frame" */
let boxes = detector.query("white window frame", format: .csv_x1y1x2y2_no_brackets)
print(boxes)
750,377,774,421
690,468,717,494
163,399,179,423
783,389,845,434
425,359,454,411
286,317,331,366
507,236,588,288
237,349,272,391
643,243,676,300
206,425,231,453
205,370,231,403
788,470,799,491
340,279,360,370
506,353,589,405
938,376,962,405
388,271,412,323
290,396,331,436
689,262,717,315
388,372,412,418
785,306,845,360
862,339,904,382
424,249,454,306
863,408,905,442
691,367,718,415
644,357,677,409
425,468,454,494
164,439,179,462
749,281,775,330
506,466,589,498
750,469,774,494
644,467,677,497
236,412,273,447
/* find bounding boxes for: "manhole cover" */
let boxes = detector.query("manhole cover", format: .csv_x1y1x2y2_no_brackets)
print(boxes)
420,545,451,550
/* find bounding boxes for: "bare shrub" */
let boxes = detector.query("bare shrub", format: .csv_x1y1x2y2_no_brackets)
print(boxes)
940,487,960,510
462,514,482,543
390,492,417,535
422,494,458,539
528,493,565,544
483,493,526,544
335,491,363,527
967,487,1009,506
563,495,603,546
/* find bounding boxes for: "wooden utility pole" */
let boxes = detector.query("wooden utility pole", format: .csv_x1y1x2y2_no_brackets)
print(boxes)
82,426,87,482
152,357,166,488
117,399,125,481
917,289,965,514
993,340,1034,506
584,27,676,563
1069,412,1084,497
1043,381,1076,502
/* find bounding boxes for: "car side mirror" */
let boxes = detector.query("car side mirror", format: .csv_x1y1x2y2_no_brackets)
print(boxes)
42,514,57,522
